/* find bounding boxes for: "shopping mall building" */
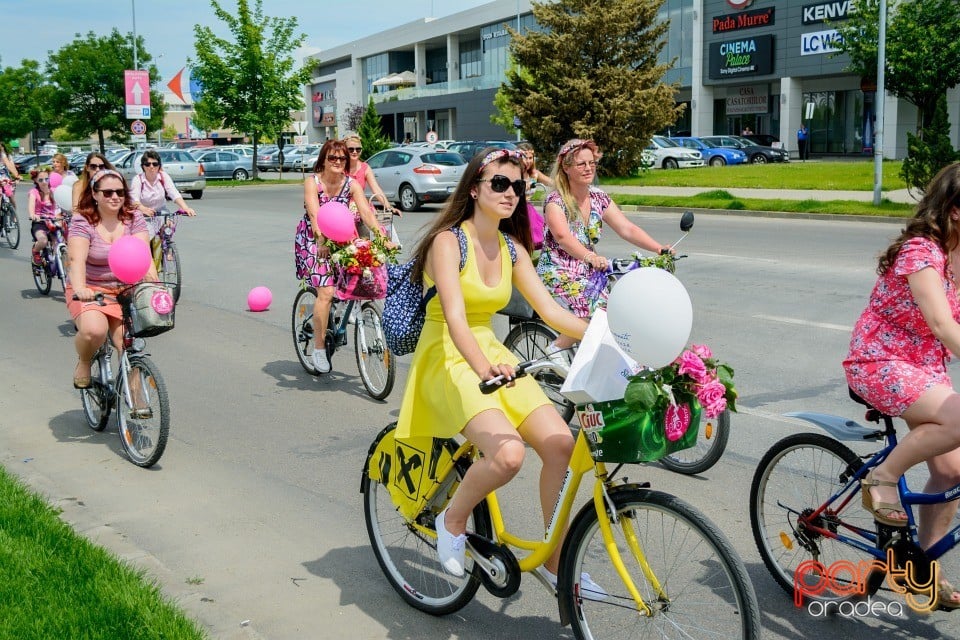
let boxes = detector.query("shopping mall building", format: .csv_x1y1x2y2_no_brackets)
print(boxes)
304,0,959,159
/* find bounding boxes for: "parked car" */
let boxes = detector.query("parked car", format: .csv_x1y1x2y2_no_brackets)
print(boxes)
15,154,53,173
670,137,747,167
700,135,789,164
641,135,703,169
743,133,782,149
286,145,322,171
191,149,253,181
115,149,206,199
68,152,88,174
366,147,468,211
445,140,517,161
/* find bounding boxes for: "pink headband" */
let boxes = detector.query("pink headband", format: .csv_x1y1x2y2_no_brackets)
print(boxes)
477,148,524,174
557,139,596,160
91,169,123,185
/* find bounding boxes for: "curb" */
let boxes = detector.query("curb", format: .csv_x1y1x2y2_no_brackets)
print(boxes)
617,203,906,224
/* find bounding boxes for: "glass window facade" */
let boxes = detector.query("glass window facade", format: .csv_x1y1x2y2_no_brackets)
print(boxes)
460,39,482,79
803,90,867,154
659,0,693,86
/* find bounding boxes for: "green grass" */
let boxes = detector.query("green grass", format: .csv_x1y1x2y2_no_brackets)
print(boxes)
603,160,908,191
0,465,207,640
612,189,913,217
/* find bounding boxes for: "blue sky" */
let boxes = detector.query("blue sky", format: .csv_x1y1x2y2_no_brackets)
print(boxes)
0,0,491,83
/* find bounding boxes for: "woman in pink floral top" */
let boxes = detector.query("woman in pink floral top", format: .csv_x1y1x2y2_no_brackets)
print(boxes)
843,162,960,607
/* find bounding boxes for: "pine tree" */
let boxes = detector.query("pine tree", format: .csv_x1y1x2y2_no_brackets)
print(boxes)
499,0,680,175
356,97,390,160
900,93,960,194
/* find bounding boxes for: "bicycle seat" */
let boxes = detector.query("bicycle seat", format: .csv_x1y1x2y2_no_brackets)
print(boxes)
848,387,891,422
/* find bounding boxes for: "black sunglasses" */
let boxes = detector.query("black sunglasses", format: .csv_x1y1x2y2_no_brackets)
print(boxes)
88,162,105,170
326,155,347,162
142,161,160,167
347,147,362,153
96,188,126,198
478,175,525,197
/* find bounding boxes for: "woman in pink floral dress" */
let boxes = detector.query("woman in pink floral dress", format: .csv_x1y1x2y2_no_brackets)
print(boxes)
843,162,960,608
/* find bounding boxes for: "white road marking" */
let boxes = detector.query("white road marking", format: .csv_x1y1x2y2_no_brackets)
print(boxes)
753,314,852,332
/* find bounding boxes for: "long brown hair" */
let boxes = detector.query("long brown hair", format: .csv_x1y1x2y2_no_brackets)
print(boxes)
550,139,601,222
410,148,531,283
312,139,348,174
75,170,137,226
878,162,960,274
76,152,116,197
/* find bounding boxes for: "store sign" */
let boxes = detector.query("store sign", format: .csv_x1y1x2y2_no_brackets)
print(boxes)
801,29,844,55
726,85,769,115
481,28,509,41
708,35,775,80
713,7,774,33
802,1,856,25
726,0,755,8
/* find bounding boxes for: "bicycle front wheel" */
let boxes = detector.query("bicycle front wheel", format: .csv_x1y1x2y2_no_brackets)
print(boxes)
750,432,874,602
354,301,395,400
32,255,52,295
363,424,488,616
80,357,111,431
3,203,20,249
292,286,319,375
561,487,760,640
117,355,170,468
503,320,575,423
160,242,182,303
659,408,731,475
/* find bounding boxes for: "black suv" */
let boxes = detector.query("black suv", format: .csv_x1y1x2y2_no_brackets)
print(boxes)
446,140,518,161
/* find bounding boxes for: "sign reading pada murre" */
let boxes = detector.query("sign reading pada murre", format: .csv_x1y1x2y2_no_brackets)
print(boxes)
712,7,774,33
708,35,775,80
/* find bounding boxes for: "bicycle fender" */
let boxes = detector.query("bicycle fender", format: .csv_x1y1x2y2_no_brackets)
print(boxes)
784,411,880,441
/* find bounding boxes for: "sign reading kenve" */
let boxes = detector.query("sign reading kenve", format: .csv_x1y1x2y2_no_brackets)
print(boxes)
708,35,775,80
802,1,856,25
712,7,774,33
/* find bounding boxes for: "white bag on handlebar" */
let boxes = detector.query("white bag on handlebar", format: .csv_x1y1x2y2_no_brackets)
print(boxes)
560,310,641,404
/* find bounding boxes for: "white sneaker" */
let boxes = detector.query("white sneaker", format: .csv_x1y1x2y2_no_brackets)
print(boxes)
435,509,467,577
545,344,569,376
534,565,608,601
312,348,331,374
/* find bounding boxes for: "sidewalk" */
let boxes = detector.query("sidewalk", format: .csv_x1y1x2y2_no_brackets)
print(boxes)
603,184,917,204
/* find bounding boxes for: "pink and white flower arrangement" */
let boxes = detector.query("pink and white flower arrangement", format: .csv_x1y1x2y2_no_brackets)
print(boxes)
624,344,737,420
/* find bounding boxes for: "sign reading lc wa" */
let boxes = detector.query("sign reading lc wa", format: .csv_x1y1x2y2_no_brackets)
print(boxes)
124,70,151,120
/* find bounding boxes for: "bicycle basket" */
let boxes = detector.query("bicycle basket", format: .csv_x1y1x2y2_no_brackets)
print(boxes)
118,282,175,337
575,398,701,463
334,265,387,301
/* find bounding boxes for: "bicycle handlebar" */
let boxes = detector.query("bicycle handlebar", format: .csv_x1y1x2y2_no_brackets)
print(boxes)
479,360,532,394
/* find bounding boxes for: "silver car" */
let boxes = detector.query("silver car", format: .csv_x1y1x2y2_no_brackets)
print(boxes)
115,149,207,199
366,147,467,211
190,149,253,181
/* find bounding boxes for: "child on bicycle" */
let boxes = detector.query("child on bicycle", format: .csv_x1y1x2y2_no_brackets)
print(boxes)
843,161,960,609
27,167,61,265
394,148,596,592
536,139,671,368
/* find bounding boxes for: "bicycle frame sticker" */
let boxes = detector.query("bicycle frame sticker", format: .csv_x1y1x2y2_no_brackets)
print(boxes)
794,548,939,615
372,432,455,521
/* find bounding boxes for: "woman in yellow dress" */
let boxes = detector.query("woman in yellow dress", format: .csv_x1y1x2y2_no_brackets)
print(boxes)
395,148,590,588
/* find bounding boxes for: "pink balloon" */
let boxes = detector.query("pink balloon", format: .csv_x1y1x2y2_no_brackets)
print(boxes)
108,236,152,284
316,201,357,243
247,286,272,312
48,172,63,189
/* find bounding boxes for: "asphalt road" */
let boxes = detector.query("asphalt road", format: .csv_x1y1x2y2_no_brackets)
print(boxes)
2,184,959,639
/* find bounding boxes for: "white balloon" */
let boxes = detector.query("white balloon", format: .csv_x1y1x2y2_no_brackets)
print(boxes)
53,184,73,213
61,172,78,187
606,267,692,368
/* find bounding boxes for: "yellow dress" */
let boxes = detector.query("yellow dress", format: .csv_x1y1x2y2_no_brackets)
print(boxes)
395,227,551,440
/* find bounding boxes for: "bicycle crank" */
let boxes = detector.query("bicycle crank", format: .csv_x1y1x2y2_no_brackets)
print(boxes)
466,533,521,598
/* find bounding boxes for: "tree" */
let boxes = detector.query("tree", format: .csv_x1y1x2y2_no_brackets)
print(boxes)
340,103,365,133
900,93,959,194
191,0,311,180
46,30,164,151
356,97,390,160
835,0,960,131
499,0,681,175
0,60,56,148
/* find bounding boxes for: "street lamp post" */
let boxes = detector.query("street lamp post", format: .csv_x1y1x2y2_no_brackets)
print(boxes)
131,0,139,70
873,0,886,207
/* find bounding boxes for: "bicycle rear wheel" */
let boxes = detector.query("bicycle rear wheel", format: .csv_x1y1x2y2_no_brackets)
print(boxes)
750,432,875,603
117,355,170,468
354,301,395,400
80,357,111,431
3,203,20,249
32,255,52,295
363,424,488,616
292,286,319,375
659,409,731,475
56,244,68,292
503,320,575,423
160,241,182,303
561,487,760,640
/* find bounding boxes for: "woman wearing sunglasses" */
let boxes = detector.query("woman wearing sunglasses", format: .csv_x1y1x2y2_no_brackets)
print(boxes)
67,170,157,389
536,139,671,365
71,153,116,212
130,150,196,244
393,148,593,589
294,138,395,374
342,133,394,213
27,167,61,265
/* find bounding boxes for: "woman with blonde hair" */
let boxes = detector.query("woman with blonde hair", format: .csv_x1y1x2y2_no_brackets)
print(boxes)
342,133,394,213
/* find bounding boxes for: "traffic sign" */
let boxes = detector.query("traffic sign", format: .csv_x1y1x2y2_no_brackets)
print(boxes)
131,120,147,135
425,131,438,144
125,69,151,119
130,134,147,143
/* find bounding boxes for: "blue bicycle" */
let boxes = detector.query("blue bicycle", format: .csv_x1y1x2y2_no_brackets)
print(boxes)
31,217,68,295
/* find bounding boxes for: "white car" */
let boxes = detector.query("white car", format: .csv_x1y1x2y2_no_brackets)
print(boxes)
641,135,704,169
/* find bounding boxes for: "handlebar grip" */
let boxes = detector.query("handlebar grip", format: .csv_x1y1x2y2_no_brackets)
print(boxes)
71,293,105,305
478,361,531,394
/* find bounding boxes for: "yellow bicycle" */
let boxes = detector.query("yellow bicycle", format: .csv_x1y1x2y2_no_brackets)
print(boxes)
361,357,760,639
